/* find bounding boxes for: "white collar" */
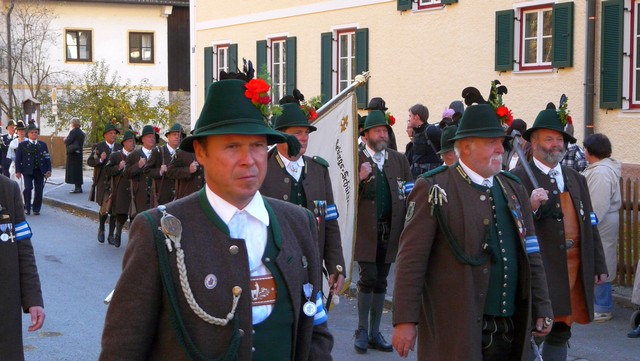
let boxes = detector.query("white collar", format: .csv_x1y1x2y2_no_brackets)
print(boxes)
106,141,115,148
205,186,270,227
459,159,493,187
533,157,562,176
277,151,304,169
365,144,385,160
167,144,177,154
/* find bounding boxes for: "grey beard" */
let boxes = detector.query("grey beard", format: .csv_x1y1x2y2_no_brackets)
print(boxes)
368,140,388,152
541,149,566,165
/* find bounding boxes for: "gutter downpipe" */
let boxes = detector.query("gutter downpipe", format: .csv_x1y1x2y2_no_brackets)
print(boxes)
584,0,597,137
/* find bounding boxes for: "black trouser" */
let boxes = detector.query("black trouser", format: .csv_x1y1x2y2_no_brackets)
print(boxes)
482,315,514,361
357,221,391,294
23,172,44,212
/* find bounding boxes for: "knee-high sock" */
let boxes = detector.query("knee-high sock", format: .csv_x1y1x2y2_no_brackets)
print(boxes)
357,291,373,331
369,293,386,336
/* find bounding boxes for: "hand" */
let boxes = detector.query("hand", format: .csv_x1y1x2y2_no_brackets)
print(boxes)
531,317,552,337
328,273,346,294
530,187,549,212
15,172,21,179
359,162,373,181
119,160,125,170
392,323,417,358
100,152,107,162
138,158,146,168
44,171,51,178
189,161,198,173
595,274,608,285
160,164,168,175
28,306,45,332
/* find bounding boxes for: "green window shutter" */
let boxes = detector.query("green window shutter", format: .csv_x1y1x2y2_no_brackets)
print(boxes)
228,43,238,73
600,0,623,109
321,32,333,104
495,10,514,72
397,0,412,11
552,2,574,68
204,46,213,97
256,40,267,76
355,28,369,109
286,37,297,95
441,0,458,4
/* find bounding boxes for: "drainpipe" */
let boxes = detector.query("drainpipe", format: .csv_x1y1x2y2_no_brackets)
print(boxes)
584,0,596,137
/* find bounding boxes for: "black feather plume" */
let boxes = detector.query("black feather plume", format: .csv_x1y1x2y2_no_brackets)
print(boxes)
546,102,556,110
461,87,486,106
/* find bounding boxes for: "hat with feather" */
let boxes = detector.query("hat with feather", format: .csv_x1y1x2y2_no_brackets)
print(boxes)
522,94,576,144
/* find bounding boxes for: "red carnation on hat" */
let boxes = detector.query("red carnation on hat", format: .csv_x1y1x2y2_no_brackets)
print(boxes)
385,112,396,126
153,126,160,134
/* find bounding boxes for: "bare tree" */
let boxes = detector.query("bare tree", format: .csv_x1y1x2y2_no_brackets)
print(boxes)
0,0,66,120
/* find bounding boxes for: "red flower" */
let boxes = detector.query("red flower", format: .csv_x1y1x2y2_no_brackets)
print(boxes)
496,106,509,118
388,115,396,126
153,126,160,134
567,115,573,125
308,108,318,121
259,95,271,105
245,79,271,104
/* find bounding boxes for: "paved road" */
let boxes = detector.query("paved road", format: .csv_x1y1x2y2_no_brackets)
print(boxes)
17,168,640,360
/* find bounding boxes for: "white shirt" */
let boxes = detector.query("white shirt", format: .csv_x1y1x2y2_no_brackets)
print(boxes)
366,144,385,171
205,186,272,324
167,144,176,157
106,141,115,151
278,151,304,181
533,157,564,192
459,159,494,187
142,146,153,159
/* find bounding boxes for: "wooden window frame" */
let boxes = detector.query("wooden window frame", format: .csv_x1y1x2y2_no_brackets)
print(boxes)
65,29,92,62
214,44,229,81
518,5,553,71
129,32,154,64
417,0,442,11
336,28,356,95
269,37,287,102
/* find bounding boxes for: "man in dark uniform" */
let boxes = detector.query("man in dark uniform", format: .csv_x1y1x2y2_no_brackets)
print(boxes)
124,125,158,219
101,77,333,360
354,110,412,354
407,103,442,179
512,103,607,361
104,130,137,248
261,102,347,296
88,123,123,243
166,144,204,200
64,117,86,193
145,124,185,206
391,103,553,360
15,123,52,215
1,119,17,177
0,174,45,360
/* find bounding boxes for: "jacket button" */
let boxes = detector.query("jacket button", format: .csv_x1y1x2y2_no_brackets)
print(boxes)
238,329,245,336
229,245,239,255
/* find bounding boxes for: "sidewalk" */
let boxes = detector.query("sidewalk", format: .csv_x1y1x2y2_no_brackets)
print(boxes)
42,166,638,311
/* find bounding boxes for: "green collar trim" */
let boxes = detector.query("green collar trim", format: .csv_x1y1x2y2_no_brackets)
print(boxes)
263,199,282,249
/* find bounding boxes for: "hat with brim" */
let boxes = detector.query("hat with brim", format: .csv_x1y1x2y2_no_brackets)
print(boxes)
120,130,136,145
15,120,26,130
272,103,317,132
165,123,187,138
6,119,16,129
180,79,287,152
103,123,121,136
365,97,388,111
449,104,511,143
138,125,160,144
26,123,39,132
437,125,458,154
361,110,391,135
522,109,576,144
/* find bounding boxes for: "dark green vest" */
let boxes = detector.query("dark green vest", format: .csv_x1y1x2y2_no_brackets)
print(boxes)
252,224,294,360
480,181,519,317
376,168,392,221
288,168,307,207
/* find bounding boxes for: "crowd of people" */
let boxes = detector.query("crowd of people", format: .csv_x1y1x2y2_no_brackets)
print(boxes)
0,70,634,360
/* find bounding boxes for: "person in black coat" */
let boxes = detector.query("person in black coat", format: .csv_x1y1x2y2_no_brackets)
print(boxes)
64,117,86,193
0,119,18,177
15,124,52,215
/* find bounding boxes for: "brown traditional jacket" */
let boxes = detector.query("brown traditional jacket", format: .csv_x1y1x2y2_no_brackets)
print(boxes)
355,148,412,263
144,145,177,206
261,151,346,277
87,141,123,205
104,150,131,216
166,149,204,200
393,165,552,360
123,147,153,216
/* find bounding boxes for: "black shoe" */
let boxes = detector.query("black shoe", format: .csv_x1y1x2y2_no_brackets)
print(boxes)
107,235,115,245
113,235,121,248
69,188,83,194
25,210,30,215
33,211,40,215
354,328,368,354
98,229,105,243
368,332,393,352
628,325,640,338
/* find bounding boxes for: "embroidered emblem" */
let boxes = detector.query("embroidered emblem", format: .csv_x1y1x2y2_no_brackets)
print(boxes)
204,274,218,290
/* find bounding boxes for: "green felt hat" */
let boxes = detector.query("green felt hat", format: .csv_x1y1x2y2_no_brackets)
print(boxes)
180,79,287,152
138,125,160,144
120,130,136,145
449,104,510,142
362,110,391,135
6,119,16,129
522,108,576,144
15,120,26,130
165,123,187,138
103,123,121,136
272,103,317,132
26,123,39,132
437,125,458,154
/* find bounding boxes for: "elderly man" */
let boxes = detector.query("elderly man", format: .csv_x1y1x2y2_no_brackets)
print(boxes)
512,103,607,361
354,110,412,354
392,103,553,360
261,102,346,297
100,77,333,360
64,117,86,193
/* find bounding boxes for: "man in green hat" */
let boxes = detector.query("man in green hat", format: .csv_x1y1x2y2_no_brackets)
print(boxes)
88,121,123,243
436,124,458,166
354,109,412,354
15,123,51,216
145,124,186,206
101,78,333,360
261,102,347,299
123,124,159,218
1,119,18,177
392,103,553,360
166,128,205,200
512,103,607,361
103,130,137,247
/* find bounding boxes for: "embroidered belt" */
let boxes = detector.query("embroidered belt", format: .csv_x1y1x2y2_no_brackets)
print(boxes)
250,275,277,306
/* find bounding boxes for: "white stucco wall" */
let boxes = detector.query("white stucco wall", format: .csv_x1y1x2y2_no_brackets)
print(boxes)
194,0,640,164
